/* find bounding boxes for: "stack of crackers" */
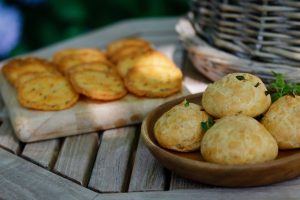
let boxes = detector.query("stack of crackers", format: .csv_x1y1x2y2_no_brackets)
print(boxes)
1,38,183,111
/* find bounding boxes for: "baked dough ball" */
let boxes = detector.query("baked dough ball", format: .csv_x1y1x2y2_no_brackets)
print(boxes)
154,101,209,152
201,115,278,165
261,95,300,149
202,73,271,118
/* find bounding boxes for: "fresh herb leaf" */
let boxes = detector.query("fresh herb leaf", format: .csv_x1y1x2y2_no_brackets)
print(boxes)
267,72,300,102
201,117,215,131
254,82,260,87
183,99,189,107
236,75,245,81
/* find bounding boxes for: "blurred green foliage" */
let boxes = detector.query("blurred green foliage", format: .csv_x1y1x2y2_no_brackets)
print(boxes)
6,0,189,57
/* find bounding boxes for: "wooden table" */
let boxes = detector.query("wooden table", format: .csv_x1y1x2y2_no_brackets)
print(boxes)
0,17,300,200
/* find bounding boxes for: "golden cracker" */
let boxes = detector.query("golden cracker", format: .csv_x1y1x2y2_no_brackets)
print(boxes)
110,45,152,64
18,76,79,111
53,48,106,63
69,69,127,101
106,38,151,58
124,65,183,97
2,57,60,87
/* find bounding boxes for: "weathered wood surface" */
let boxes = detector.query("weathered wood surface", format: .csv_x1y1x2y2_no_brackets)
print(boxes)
88,127,138,193
0,110,20,154
54,133,99,186
128,133,167,192
96,187,300,200
0,148,98,200
169,173,207,190
22,139,61,169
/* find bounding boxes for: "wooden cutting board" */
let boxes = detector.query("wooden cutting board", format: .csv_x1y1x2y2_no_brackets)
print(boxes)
0,74,189,142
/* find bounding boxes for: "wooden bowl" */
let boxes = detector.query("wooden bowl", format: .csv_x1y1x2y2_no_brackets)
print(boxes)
141,93,300,187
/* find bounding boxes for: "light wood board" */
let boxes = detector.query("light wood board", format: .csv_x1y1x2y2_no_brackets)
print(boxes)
0,74,189,142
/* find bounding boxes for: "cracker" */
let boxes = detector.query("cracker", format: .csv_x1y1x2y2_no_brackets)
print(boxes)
116,50,175,78
110,45,152,64
106,38,151,58
66,62,113,76
70,69,127,101
15,71,60,90
133,51,176,68
124,65,182,97
2,57,60,87
53,48,106,63
18,76,79,111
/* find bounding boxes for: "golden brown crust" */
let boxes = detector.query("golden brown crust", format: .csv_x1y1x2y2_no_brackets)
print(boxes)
124,64,182,97
133,51,176,68
154,101,209,152
261,95,300,149
202,73,271,118
53,48,106,63
2,57,60,87
15,71,61,90
69,69,127,101
18,76,79,111
110,45,152,64
201,115,278,165
106,38,151,58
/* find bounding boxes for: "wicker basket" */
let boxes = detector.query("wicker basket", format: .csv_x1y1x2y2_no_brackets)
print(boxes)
176,0,300,82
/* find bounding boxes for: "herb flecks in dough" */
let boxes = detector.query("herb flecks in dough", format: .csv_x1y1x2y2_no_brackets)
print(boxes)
236,75,245,81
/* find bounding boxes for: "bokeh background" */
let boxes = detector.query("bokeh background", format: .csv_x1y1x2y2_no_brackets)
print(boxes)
0,0,189,61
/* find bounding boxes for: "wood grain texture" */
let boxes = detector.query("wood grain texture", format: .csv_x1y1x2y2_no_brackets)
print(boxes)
169,173,207,190
54,133,99,186
0,148,98,200
0,111,20,154
22,139,61,169
94,187,300,200
88,127,137,193
128,134,167,192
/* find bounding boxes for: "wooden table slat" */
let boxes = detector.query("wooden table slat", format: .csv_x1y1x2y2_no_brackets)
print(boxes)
0,148,98,200
169,173,208,190
22,139,61,169
0,110,20,154
88,127,138,193
53,133,99,186
128,134,168,192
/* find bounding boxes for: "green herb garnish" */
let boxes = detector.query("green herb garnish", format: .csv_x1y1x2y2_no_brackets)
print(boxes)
183,99,189,107
254,82,260,87
267,72,300,102
236,75,245,81
201,117,215,131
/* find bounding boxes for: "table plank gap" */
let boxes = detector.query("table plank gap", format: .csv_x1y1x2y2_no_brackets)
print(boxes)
0,148,98,200
53,132,99,186
21,138,62,170
0,110,21,154
88,126,138,193
128,128,169,192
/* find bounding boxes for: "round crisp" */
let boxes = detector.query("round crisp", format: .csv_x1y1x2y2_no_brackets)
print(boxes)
261,95,300,149
15,71,59,90
202,73,271,118
201,115,278,165
106,38,151,58
133,51,176,68
53,48,106,63
154,101,209,152
124,65,182,97
66,61,115,76
2,57,59,87
110,45,152,64
18,76,79,111
69,69,127,101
